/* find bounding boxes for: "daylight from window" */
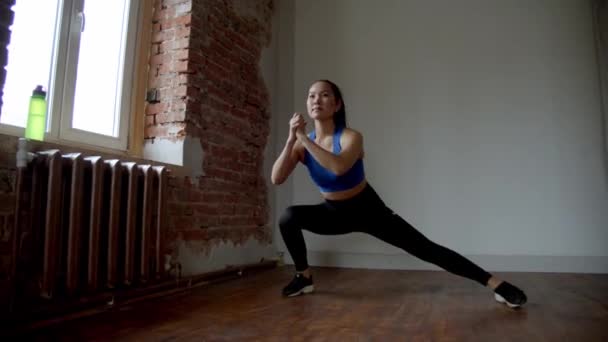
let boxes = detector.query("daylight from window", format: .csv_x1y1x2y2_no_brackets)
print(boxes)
72,0,128,137
1,0,58,128
2,0,128,138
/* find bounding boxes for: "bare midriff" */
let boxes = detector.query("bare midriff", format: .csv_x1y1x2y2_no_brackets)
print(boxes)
320,179,368,201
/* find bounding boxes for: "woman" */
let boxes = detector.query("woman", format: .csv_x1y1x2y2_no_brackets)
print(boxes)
271,80,527,308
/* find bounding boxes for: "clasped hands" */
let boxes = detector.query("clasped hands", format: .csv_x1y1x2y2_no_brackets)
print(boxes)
288,112,308,141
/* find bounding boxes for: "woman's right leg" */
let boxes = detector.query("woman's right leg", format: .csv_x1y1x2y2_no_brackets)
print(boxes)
279,203,353,273
279,203,355,297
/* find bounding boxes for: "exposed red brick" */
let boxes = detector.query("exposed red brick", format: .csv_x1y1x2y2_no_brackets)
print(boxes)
174,60,189,72
146,102,168,115
175,49,189,60
156,111,186,123
163,0,190,6
144,125,169,138
146,0,274,254
175,27,191,39
150,53,171,65
145,115,155,126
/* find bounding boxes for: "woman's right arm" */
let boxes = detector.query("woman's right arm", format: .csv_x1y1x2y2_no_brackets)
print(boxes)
271,138,302,185
271,113,306,185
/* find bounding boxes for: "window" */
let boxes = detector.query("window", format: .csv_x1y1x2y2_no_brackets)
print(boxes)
1,0,142,151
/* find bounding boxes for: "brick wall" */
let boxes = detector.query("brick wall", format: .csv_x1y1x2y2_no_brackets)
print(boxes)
0,0,15,315
145,0,191,140
0,0,275,314
147,0,274,260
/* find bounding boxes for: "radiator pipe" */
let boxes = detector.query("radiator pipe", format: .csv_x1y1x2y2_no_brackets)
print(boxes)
16,138,36,168
9,138,36,315
8,167,25,316
10,139,36,315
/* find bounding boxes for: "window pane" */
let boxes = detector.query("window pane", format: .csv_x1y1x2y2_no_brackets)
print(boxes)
1,0,59,128
72,0,129,137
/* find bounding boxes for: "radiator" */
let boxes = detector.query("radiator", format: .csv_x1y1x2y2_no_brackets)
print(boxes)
15,150,168,300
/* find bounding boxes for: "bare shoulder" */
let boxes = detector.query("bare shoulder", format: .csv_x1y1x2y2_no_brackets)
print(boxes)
339,128,365,159
341,128,364,143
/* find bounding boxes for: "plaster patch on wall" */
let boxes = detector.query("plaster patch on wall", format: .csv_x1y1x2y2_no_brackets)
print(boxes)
175,236,275,276
144,137,185,166
183,135,205,181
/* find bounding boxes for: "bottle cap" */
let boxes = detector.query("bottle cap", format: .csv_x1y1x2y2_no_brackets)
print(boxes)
32,85,46,97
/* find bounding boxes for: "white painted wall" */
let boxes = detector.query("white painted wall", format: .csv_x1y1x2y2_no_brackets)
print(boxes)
271,0,295,261
595,0,608,181
273,0,608,273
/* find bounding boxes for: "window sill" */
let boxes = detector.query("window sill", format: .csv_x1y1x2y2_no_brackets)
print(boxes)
0,132,191,178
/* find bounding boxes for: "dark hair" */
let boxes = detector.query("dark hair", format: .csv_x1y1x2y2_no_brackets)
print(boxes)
315,79,347,129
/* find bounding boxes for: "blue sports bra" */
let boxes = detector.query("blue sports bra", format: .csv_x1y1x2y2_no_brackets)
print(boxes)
302,127,365,192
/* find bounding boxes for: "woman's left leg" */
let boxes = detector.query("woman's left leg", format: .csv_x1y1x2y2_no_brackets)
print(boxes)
361,206,527,307
365,208,492,286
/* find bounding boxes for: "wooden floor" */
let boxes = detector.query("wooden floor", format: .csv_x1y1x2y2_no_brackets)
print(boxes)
14,266,608,341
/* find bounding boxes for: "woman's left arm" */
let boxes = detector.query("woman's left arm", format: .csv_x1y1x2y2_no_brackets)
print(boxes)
296,129,363,176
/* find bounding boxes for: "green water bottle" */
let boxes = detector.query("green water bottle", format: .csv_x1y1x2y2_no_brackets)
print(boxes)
24,85,47,141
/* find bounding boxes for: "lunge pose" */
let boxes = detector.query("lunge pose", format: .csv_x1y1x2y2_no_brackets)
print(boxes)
271,80,527,308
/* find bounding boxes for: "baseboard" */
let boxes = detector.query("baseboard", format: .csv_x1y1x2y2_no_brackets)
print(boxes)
281,251,608,273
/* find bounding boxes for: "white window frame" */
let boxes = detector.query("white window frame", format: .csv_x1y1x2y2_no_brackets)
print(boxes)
0,0,142,152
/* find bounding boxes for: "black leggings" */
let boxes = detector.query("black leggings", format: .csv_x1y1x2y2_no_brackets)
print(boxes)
279,183,492,286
